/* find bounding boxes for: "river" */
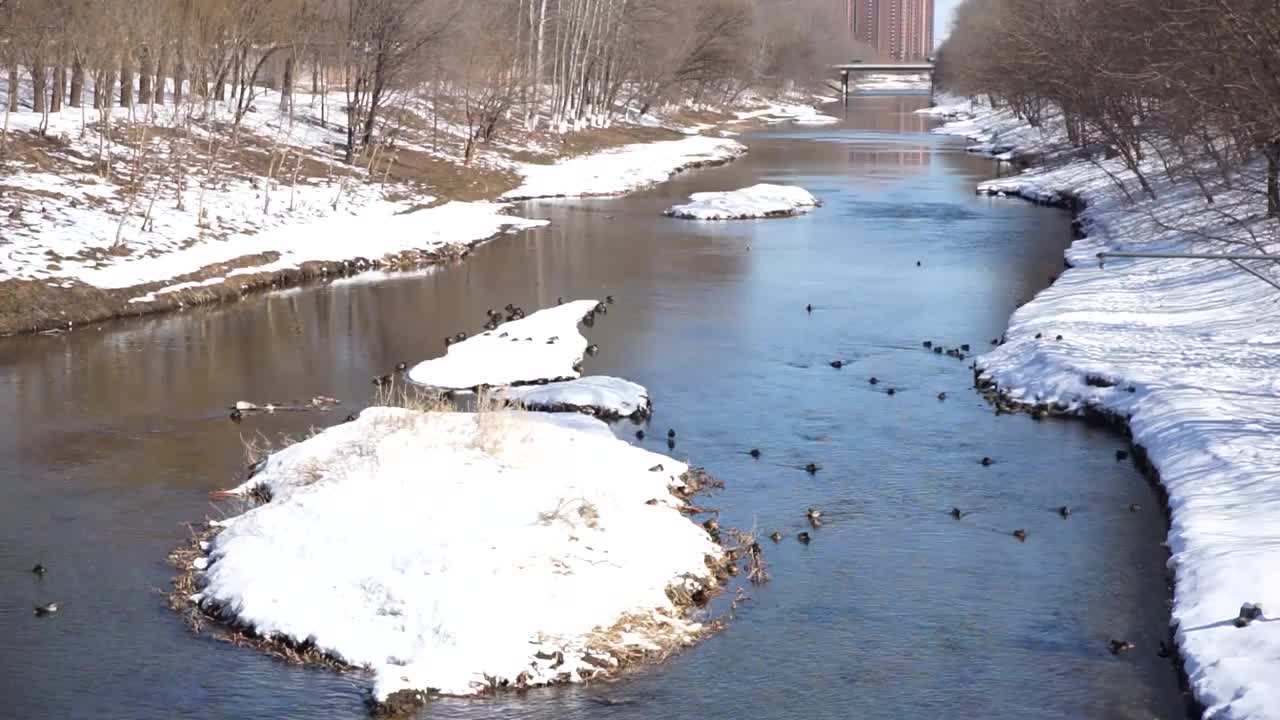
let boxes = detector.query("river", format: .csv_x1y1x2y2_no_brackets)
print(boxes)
0,94,1188,719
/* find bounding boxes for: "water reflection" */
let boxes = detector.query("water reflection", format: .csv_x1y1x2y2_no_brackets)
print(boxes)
0,95,1187,720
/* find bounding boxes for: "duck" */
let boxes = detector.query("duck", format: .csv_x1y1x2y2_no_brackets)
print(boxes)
486,308,499,318
990,338,999,345
229,408,242,423
1034,332,1043,339
395,361,408,372
444,336,455,347
868,377,879,385
950,507,964,519
937,392,947,401
769,531,783,543
829,360,845,369
606,295,615,304
648,464,664,472
556,297,563,305
980,456,993,466
1012,529,1027,541
1055,334,1063,341
667,438,676,450
960,343,970,352
454,332,467,342
1058,505,1071,518
635,430,645,440
586,344,599,356
1108,639,1135,654
797,531,811,544
702,518,720,538
886,388,896,396
1158,641,1172,658
1115,449,1129,461
916,260,922,267
484,318,499,331
806,508,823,527
749,448,761,459
805,304,813,313
804,463,819,475
344,413,357,423
667,429,676,439
33,602,58,617
923,340,933,349
933,346,943,354
1128,503,1142,512
31,564,46,576
504,303,515,313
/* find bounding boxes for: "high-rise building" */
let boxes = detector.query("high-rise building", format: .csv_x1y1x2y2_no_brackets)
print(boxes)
847,0,934,62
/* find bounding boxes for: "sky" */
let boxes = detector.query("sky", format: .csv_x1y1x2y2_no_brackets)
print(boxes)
934,0,960,46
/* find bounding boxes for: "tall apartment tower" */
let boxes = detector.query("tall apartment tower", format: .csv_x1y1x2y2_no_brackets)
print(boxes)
847,0,934,61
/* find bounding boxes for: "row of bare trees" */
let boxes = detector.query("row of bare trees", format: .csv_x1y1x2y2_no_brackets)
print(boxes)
0,0,858,164
937,0,1280,216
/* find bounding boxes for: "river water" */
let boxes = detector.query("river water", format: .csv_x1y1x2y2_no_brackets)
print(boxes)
0,95,1188,719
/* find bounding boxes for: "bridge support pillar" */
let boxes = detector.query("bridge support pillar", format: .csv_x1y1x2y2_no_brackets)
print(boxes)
841,71,849,106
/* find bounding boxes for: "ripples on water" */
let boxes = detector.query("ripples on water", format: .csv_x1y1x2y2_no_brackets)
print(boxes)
0,95,1189,719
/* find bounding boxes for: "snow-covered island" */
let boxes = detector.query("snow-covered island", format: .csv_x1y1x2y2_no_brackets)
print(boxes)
665,184,820,220
189,407,725,710
503,376,652,420
926,96,1280,718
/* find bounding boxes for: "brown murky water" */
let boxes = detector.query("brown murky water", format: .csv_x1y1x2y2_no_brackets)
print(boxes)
0,95,1188,719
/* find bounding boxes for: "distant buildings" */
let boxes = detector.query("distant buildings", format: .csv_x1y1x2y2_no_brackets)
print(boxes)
847,0,934,62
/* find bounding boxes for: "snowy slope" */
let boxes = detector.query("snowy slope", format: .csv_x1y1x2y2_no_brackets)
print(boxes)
933,97,1280,719
503,376,652,419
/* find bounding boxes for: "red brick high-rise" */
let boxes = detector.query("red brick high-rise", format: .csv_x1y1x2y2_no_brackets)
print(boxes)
847,0,934,62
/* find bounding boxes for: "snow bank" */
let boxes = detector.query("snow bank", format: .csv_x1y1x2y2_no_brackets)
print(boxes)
854,73,931,93
408,301,598,389
503,376,652,420
665,184,820,220
942,103,1280,719
193,407,722,701
501,136,746,200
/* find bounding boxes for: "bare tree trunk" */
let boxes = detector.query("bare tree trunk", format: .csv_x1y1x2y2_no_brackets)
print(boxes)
120,60,134,108
30,64,47,114
7,65,18,112
154,45,167,105
69,59,83,108
51,64,65,112
172,53,184,106
280,55,294,112
1267,142,1280,218
139,48,153,105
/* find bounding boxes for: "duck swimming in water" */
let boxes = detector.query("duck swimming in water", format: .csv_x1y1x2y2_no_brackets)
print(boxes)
937,392,947,401
950,507,964,519
749,448,761,459
797,532,811,544
606,295,615,304
923,340,932,349
1058,505,1071,518
667,429,676,439
806,508,823,527
769,531,783,543
395,362,408,372
806,304,813,313
33,602,58,617
636,430,645,440
981,456,993,466
830,360,845,369
1012,529,1027,541
804,463,819,475
229,408,242,423
31,564,46,576
586,344,599,356
886,388,896,396
1108,639,1135,654
868,377,879,385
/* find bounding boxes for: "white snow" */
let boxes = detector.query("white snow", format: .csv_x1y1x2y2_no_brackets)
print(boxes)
408,301,598,389
502,376,651,419
939,98,1280,719
853,73,931,93
665,183,820,220
194,407,722,700
501,136,746,200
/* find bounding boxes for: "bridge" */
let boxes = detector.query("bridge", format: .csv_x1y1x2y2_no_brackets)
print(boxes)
830,62,936,103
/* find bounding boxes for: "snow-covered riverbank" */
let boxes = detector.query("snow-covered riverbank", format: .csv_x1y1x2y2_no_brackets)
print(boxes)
927,97,1280,719
665,183,819,220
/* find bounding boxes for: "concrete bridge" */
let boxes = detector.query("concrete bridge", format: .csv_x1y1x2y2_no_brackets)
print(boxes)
830,61,935,102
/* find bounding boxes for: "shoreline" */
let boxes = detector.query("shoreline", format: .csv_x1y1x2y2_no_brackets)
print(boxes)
931,97,1280,718
0,93,819,338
